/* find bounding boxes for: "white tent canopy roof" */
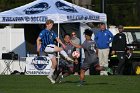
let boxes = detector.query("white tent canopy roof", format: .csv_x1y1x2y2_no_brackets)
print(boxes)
0,0,107,24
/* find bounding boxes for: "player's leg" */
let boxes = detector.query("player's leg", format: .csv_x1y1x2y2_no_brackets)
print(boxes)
53,60,66,81
74,59,80,75
47,54,57,84
53,67,63,81
55,46,74,62
91,55,104,71
94,64,104,71
78,63,89,86
79,69,86,86
56,64,74,83
63,66,74,77
50,56,57,69
45,44,74,62
94,63,113,75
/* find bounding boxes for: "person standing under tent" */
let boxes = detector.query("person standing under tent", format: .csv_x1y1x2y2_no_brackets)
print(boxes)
94,23,113,75
36,19,74,84
71,31,80,46
71,31,80,75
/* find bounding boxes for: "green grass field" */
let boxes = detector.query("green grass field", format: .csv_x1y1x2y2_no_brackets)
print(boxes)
0,75,140,93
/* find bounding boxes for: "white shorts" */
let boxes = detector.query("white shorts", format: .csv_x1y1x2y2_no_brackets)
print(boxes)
44,44,55,52
48,54,56,59
44,44,56,59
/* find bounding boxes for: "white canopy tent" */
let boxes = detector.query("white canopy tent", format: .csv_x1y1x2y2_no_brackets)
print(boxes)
0,0,107,24
0,0,107,58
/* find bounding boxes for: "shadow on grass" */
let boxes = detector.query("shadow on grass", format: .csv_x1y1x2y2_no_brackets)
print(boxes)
61,80,80,84
92,82,116,85
59,80,116,86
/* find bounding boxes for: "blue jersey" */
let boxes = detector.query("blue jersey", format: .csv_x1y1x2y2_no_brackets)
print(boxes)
39,29,57,51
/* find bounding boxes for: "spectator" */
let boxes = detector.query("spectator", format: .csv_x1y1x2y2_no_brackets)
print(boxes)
112,25,128,75
94,23,113,75
71,31,80,47
71,31,80,75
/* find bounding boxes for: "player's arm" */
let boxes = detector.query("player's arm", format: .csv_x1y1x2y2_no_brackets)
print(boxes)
94,33,98,43
56,37,66,48
70,40,82,48
95,48,98,56
36,37,42,56
94,43,98,56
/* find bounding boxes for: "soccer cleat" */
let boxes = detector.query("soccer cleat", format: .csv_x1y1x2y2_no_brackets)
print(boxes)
77,81,84,86
52,74,58,81
100,71,108,76
65,57,74,63
104,67,113,75
77,83,84,86
56,75,63,83
47,76,55,84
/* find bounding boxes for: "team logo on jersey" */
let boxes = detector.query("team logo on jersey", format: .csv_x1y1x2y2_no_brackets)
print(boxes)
55,1,78,13
24,2,50,15
32,56,49,70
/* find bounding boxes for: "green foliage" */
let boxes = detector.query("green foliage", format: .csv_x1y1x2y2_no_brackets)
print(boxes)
106,1,139,26
0,0,34,11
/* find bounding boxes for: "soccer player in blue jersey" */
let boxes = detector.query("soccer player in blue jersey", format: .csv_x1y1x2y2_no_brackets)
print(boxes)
36,19,74,84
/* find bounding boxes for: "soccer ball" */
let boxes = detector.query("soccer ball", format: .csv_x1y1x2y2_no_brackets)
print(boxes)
72,51,80,58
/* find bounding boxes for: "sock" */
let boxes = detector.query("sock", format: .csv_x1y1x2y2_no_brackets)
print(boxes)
80,80,84,84
54,69,62,80
60,50,68,57
49,68,55,77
